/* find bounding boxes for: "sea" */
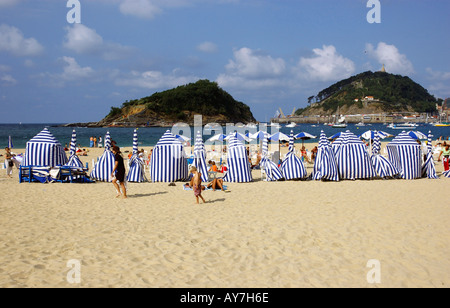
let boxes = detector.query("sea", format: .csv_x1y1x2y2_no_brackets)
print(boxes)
1,123,449,150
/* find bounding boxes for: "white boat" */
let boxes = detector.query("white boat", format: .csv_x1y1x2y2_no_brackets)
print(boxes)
387,122,418,129
270,122,281,128
355,122,366,126
332,123,347,128
285,122,297,128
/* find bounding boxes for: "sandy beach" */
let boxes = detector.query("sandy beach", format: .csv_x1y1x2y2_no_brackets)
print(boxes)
0,143,449,288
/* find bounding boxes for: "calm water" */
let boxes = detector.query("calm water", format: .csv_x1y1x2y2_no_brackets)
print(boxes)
1,123,449,150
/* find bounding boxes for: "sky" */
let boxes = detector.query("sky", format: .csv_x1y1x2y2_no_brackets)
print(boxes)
0,0,449,123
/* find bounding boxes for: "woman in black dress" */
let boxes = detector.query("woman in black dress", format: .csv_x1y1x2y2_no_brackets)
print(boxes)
111,146,127,198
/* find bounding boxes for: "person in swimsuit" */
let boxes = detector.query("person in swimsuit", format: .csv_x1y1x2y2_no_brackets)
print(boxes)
111,146,127,199
190,166,206,204
438,143,450,172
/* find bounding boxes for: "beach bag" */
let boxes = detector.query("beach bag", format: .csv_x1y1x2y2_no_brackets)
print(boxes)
8,160,14,167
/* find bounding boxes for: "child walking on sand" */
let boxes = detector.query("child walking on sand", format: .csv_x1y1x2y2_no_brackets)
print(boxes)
190,166,206,204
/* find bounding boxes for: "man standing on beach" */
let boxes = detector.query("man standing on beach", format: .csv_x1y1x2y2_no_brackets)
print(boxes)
111,146,127,199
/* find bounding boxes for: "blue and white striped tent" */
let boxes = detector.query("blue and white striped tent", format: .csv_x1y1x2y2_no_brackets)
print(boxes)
386,131,422,180
281,131,306,180
23,128,68,167
260,132,284,181
422,131,438,179
312,131,339,181
65,129,84,168
127,129,146,182
443,170,450,178
149,130,188,182
370,131,399,179
332,131,375,180
222,136,253,183
90,132,115,182
192,131,209,182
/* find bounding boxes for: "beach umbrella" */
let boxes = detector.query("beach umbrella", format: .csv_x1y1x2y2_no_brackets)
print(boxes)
294,132,317,146
175,134,191,142
249,131,268,140
407,131,427,140
23,128,68,167
259,132,283,181
281,131,307,180
149,130,189,182
127,129,146,182
268,132,290,142
422,131,438,179
192,131,208,182
370,131,400,179
65,129,84,168
332,131,375,180
90,131,116,182
222,136,253,183
225,132,250,142
8,135,13,149
360,130,392,140
207,133,227,142
386,131,422,180
312,131,339,181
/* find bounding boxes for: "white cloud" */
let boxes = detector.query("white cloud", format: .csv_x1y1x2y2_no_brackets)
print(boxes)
216,47,286,90
115,69,199,89
197,41,218,53
297,45,355,82
426,67,450,98
64,24,133,60
0,74,17,86
0,0,21,8
365,42,414,75
0,24,44,56
119,0,162,19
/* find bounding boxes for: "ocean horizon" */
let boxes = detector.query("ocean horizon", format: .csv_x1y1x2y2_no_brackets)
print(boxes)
1,122,449,150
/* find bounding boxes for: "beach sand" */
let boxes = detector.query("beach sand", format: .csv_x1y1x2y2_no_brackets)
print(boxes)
0,144,449,288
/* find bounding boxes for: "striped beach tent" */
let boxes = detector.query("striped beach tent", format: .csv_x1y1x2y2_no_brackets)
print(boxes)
191,131,208,182
260,132,284,181
281,131,306,180
370,131,399,179
222,136,253,183
443,170,450,178
332,131,375,180
422,131,438,179
149,130,188,182
23,128,68,167
90,132,115,182
312,131,339,181
65,129,84,168
127,129,146,182
386,131,422,180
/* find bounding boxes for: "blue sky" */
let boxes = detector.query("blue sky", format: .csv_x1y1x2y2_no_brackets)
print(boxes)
0,0,449,123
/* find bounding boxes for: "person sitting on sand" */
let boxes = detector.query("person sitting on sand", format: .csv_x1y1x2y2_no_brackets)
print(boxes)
190,166,206,204
311,146,318,162
206,178,224,191
208,160,218,172
111,146,127,199
251,151,262,169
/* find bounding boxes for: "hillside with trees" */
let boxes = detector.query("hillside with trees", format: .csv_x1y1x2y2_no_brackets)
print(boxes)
98,80,256,126
296,71,440,116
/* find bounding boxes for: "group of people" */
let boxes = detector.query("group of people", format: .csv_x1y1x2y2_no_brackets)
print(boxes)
89,136,103,148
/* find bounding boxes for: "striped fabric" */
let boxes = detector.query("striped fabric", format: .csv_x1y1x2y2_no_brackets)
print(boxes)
90,132,115,182
281,131,306,180
66,129,84,168
312,131,339,181
222,136,253,183
443,170,450,178
332,131,374,180
260,132,283,181
192,131,209,182
386,132,422,180
149,130,188,182
127,129,146,182
422,131,438,179
23,128,68,167
370,131,399,179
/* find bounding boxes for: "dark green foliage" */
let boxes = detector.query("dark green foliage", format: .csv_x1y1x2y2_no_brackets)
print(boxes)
111,80,255,122
107,107,122,118
301,71,439,114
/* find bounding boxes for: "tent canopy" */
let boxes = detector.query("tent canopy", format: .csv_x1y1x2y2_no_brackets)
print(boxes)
23,128,68,167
